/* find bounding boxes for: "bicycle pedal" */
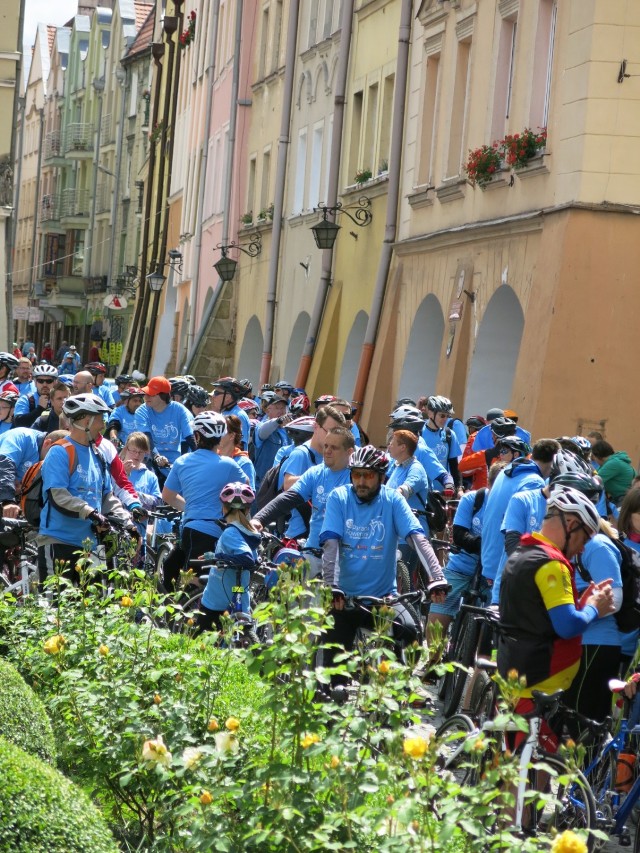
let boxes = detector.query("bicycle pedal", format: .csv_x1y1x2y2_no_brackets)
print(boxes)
618,829,631,847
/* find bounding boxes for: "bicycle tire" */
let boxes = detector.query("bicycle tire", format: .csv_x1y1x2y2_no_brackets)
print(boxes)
467,669,495,722
442,612,479,718
155,541,174,590
435,713,477,785
526,752,597,850
396,560,411,596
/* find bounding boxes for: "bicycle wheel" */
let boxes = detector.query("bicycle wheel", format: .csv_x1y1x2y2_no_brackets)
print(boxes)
396,560,411,596
442,612,479,718
435,714,477,785
467,669,495,722
527,752,597,851
155,541,174,591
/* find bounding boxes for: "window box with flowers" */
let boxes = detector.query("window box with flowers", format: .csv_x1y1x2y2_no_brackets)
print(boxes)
502,127,547,170
179,10,196,49
240,212,253,227
464,143,504,190
149,121,164,144
354,168,373,185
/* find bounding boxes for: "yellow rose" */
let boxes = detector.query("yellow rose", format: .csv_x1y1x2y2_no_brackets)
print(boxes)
121,595,133,607
301,733,321,749
225,717,240,732
98,644,109,656
378,660,391,675
153,693,161,705
141,735,172,767
44,634,65,655
199,790,213,806
551,830,588,853
182,747,202,769
403,736,428,759
215,731,239,754
330,755,340,769
207,718,219,732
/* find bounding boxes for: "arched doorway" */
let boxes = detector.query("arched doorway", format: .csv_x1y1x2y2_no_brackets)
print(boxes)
284,311,310,383
337,310,368,400
398,294,445,400
463,285,524,417
236,315,264,391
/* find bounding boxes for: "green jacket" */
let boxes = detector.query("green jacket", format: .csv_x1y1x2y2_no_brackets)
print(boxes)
597,451,635,503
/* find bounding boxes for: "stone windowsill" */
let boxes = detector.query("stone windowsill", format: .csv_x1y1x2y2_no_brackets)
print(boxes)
435,177,467,203
515,151,549,180
407,185,435,208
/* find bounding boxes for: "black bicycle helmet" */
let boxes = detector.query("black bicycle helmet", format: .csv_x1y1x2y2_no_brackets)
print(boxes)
238,378,253,395
115,374,134,386
495,436,530,457
212,376,246,398
388,413,425,434
349,444,389,474
186,384,210,408
465,414,487,432
169,378,190,398
490,417,517,438
275,380,294,394
426,395,454,415
549,472,603,503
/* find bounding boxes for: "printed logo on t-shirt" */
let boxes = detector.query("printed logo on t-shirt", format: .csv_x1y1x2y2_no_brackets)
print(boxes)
345,517,385,542
153,423,179,444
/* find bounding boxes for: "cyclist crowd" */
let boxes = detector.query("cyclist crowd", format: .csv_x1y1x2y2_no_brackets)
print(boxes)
1,346,639,732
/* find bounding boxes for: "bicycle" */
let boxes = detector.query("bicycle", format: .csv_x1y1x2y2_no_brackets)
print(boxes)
143,504,181,587
435,688,598,848
0,517,39,599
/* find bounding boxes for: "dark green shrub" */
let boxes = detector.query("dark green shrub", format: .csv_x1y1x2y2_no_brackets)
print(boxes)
0,656,56,763
0,736,118,853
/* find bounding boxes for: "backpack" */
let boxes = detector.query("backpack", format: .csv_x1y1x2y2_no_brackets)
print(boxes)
425,490,448,531
472,487,487,514
576,538,640,633
254,446,312,513
20,438,76,527
247,422,257,464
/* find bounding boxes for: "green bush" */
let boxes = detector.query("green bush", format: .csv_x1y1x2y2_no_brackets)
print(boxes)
0,735,118,853
0,656,56,763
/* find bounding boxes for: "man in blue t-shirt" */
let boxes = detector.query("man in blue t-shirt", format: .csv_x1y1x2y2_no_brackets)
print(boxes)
13,358,36,397
254,426,355,577
253,392,293,485
39,394,131,585
106,387,145,447
319,445,448,686
0,426,67,517
211,376,253,449
421,396,462,491
134,376,195,483
472,407,532,452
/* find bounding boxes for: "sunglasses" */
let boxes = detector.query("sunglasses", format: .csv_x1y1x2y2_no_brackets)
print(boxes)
212,390,224,397
351,469,378,481
36,378,55,384
498,448,513,456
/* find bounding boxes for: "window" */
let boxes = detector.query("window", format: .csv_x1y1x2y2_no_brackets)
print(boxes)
348,90,363,180
417,53,440,186
308,0,319,49
446,38,471,179
309,123,324,208
272,0,283,71
70,229,85,276
379,74,394,172
323,113,333,201
531,0,556,128
323,0,335,39
491,12,518,143
293,128,308,213
364,83,379,172
260,148,271,211
247,155,257,217
259,6,270,79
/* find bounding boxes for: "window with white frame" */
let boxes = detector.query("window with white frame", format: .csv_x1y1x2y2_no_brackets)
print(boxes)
272,0,283,72
308,0,319,49
323,113,333,201
348,90,363,180
260,148,271,212
293,127,308,213
491,6,518,143
323,0,335,40
417,50,440,186
259,5,270,79
309,122,324,208
530,0,556,129
446,35,472,179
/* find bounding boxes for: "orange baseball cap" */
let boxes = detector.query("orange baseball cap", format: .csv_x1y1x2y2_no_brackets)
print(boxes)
503,408,518,420
141,376,171,396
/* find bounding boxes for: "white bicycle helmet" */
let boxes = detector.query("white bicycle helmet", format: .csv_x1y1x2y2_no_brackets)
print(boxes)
0,353,19,370
389,404,422,420
33,363,59,378
63,393,112,418
546,486,600,537
285,415,316,435
349,444,389,473
549,449,592,480
193,411,227,438
220,481,255,507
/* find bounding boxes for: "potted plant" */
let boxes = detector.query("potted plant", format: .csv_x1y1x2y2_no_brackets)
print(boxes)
179,10,196,49
149,121,164,144
502,127,547,169
240,211,253,226
464,143,503,189
378,159,389,175
354,168,372,185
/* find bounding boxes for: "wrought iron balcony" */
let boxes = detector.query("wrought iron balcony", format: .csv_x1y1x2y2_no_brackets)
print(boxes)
60,187,91,218
40,193,61,223
64,123,93,156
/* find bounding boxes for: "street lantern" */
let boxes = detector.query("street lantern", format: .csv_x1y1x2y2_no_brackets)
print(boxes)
310,198,373,250
146,268,167,292
213,234,262,283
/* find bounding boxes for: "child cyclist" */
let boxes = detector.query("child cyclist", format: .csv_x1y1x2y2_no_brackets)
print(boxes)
196,482,262,633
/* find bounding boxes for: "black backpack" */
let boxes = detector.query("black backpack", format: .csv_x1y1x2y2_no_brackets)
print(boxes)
254,445,313,513
577,538,640,633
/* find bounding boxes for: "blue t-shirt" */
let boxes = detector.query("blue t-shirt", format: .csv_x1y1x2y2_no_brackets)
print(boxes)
227,404,251,449
0,421,11,437
279,442,320,538
415,436,449,489
40,440,112,547
421,424,461,470
472,423,532,451
351,421,362,448
14,394,38,418
134,401,194,463
481,458,544,581
95,384,115,406
291,463,351,548
0,427,42,480
320,484,421,597
234,453,256,490
490,487,547,604
575,534,622,647
254,424,291,482
447,418,468,450
128,466,161,507
446,490,486,576
15,380,36,397
110,406,138,445
386,457,429,535
201,522,261,613
164,450,246,538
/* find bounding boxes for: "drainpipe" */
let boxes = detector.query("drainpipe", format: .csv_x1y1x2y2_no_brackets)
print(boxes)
29,109,45,294
185,0,244,373
121,41,164,371
259,0,301,386
295,0,355,390
185,0,220,363
8,95,26,341
351,0,412,415
106,69,127,291
85,79,105,279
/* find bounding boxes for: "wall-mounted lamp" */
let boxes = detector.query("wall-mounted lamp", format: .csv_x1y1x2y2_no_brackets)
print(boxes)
145,251,183,293
213,233,262,283
310,197,373,251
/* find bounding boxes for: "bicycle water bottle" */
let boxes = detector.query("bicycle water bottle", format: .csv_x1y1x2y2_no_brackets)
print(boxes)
615,750,636,792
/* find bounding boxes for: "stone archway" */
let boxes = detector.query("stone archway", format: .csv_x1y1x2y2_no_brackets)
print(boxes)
398,293,445,400
337,310,368,400
463,285,524,417
284,311,310,383
236,315,264,391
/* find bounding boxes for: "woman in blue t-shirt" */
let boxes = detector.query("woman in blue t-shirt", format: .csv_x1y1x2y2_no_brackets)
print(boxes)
197,482,262,634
